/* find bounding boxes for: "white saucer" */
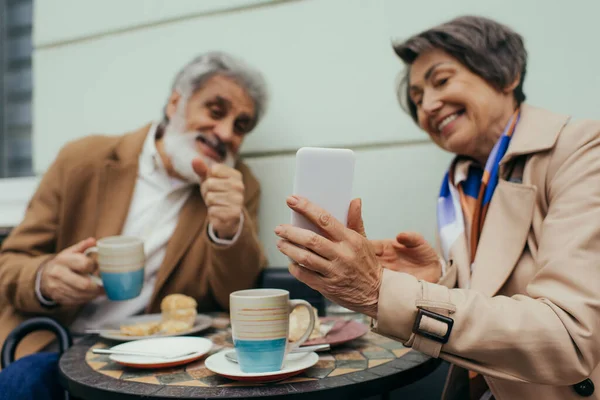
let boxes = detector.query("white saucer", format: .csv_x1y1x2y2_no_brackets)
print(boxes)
107,336,213,369
204,350,319,383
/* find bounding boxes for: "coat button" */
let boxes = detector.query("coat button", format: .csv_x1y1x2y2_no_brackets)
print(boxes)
573,379,594,397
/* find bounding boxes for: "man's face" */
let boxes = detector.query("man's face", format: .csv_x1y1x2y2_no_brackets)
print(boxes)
162,75,256,183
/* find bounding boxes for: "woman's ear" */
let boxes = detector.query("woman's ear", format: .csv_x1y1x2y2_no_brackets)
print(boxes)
503,74,521,94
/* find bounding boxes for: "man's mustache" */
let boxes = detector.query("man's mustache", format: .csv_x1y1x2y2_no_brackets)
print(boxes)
195,132,227,161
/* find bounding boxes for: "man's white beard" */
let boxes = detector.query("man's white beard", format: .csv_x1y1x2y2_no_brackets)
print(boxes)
162,122,235,184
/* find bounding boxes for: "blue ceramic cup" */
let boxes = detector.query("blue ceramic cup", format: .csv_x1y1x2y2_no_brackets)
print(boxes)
230,289,315,373
84,236,145,301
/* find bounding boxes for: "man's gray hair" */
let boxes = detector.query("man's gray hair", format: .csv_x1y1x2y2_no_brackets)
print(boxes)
163,51,269,129
393,16,527,123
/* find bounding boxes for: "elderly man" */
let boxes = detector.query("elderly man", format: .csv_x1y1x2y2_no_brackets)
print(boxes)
0,52,268,395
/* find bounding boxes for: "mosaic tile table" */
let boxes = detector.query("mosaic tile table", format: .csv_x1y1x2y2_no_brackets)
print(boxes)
59,318,440,400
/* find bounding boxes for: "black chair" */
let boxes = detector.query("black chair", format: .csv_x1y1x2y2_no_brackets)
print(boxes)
256,267,326,316
0,227,11,247
1,317,72,400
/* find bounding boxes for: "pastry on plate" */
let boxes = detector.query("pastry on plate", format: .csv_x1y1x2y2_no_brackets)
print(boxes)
161,294,197,310
161,294,198,326
159,319,193,334
120,321,160,336
289,306,321,342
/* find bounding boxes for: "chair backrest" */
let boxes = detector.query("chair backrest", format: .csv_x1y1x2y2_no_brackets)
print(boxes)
256,268,326,316
1,317,72,400
1,317,72,369
0,228,11,248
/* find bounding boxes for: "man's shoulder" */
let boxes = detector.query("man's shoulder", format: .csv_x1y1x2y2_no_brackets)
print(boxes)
55,124,150,167
58,134,120,160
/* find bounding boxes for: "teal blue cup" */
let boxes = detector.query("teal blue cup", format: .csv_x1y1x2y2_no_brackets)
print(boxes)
99,269,144,301
84,236,145,301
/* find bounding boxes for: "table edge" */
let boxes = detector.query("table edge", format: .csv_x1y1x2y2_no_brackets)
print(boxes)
59,336,441,400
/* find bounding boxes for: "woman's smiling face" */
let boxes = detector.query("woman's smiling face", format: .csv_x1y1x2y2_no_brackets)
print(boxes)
409,48,518,163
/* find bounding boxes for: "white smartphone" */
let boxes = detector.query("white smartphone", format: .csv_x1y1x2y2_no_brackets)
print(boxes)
291,147,355,234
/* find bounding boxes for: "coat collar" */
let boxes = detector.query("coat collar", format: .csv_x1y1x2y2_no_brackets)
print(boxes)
456,104,571,296
500,103,570,165
108,123,152,166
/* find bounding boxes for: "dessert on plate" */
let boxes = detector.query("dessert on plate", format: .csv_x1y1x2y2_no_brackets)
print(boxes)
289,306,322,342
119,293,198,336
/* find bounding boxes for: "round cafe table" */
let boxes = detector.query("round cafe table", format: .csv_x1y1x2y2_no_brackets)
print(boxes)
59,316,440,400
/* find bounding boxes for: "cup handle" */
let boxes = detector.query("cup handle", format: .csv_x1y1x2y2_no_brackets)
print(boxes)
83,246,98,257
83,247,103,287
287,299,316,352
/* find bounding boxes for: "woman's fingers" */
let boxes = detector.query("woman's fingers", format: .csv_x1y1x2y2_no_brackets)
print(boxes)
276,239,332,276
370,240,389,256
346,198,366,236
275,225,338,260
395,232,426,247
286,196,346,242
288,262,325,290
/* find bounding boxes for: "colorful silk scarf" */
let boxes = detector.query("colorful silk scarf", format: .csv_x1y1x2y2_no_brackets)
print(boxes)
437,109,521,266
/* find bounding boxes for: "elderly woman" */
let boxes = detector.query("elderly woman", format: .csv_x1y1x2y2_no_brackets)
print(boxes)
275,16,600,400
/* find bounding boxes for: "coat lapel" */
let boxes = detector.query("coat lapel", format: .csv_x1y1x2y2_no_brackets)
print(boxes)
94,125,150,239
469,179,536,295
448,234,472,289
95,161,139,238
460,104,571,296
149,188,207,307
500,104,569,166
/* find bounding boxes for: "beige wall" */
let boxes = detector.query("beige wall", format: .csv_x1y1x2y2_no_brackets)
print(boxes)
14,0,598,265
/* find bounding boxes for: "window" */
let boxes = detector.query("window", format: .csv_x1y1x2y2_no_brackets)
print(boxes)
0,0,33,177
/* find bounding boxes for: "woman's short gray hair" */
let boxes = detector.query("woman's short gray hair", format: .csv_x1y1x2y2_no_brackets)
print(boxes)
163,51,269,129
393,15,527,123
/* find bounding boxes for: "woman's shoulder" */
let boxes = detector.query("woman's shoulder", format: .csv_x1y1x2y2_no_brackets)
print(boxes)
519,105,600,191
560,118,600,141
521,104,600,145
538,113,600,192
551,116,600,163
521,104,600,160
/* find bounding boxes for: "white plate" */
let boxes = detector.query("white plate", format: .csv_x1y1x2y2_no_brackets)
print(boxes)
98,313,213,341
107,337,213,369
204,350,319,383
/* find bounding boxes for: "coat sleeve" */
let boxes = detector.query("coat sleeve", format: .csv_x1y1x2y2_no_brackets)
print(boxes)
374,123,600,386
0,146,72,315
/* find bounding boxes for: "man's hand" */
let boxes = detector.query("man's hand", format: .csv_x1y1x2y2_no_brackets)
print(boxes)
371,233,442,283
193,158,244,239
40,237,104,306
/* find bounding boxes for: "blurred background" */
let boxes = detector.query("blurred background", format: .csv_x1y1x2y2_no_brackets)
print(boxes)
0,0,599,267
2,1,599,398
